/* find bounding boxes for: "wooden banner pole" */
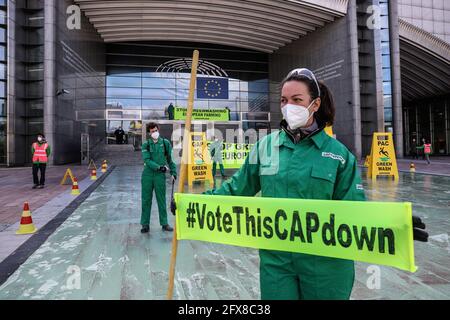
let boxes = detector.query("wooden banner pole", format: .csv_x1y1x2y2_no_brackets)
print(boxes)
166,50,199,300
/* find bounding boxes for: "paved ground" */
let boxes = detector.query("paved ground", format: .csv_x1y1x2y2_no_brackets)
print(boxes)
0,164,448,300
354,169,450,299
396,157,450,176
0,169,110,263
359,156,450,177
0,165,91,229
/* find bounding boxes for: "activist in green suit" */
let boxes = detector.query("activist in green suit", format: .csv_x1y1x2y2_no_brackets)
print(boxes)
209,137,226,177
141,122,177,233
203,69,366,300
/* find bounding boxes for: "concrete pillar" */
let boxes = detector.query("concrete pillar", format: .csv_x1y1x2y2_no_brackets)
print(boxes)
44,0,57,164
348,0,362,160
389,1,404,158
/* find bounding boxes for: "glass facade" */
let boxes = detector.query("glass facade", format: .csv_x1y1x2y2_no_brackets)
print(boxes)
22,2,44,163
105,42,269,134
0,0,6,164
398,0,450,44
380,0,393,131
404,96,450,156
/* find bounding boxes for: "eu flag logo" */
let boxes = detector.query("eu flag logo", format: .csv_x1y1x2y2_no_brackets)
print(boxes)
197,77,229,99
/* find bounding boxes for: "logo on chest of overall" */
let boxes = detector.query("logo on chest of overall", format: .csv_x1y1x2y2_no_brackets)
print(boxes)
321,152,345,165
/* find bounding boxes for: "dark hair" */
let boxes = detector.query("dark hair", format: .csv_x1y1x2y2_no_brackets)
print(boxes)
281,75,335,126
37,133,45,138
148,122,159,130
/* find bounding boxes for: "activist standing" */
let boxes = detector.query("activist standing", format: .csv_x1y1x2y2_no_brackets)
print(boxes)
209,137,226,178
201,68,366,300
114,126,125,144
167,102,175,120
31,133,51,189
172,68,428,299
141,122,177,233
417,139,432,164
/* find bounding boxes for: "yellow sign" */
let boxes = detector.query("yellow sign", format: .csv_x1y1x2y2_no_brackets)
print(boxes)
187,132,214,186
206,141,254,169
174,107,229,121
368,132,399,180
175,193,417,272
88,159,97,170
60,168,75,185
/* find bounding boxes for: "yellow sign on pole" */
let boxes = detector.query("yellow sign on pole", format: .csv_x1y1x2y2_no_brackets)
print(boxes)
60,168,75,185
167,49,200,300
175,193,417,273
368,132,399,180
187,132,214,186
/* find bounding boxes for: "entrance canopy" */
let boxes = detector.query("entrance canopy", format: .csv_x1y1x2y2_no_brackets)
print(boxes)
399,19,450,101
74,0,348,53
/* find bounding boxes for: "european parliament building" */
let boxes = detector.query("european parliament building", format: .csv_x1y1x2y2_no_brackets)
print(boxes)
1,0,449,165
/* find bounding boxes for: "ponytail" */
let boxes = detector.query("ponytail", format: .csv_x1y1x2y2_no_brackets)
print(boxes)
315,81,335,126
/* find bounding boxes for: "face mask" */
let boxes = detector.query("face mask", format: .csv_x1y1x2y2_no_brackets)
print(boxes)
37,137,43,142
281,100,316,130
151,131,160,140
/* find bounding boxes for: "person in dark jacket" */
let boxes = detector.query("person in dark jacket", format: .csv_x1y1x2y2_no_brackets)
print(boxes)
114,126,125,144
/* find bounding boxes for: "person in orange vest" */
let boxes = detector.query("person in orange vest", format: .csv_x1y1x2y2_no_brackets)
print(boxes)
31,133,51,189
417,139,432,164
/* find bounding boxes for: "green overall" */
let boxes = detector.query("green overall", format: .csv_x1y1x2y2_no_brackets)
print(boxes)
204,129,366,300
209,140,225,177
141,137,177,227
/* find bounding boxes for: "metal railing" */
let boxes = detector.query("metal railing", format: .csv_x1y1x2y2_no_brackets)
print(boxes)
78,108,271,122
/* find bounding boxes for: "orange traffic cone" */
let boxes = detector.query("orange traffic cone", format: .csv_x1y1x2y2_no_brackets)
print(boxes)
101,160,107,173
71,177,80,195
91,169,97,180
16,202,38,235
410,163,416,172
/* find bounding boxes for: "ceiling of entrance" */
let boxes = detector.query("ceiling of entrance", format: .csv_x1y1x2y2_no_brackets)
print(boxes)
74,0,348,53
399,19,450,101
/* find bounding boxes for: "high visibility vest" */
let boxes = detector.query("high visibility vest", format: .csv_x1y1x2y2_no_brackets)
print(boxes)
32,142,49,163
424,144,431,154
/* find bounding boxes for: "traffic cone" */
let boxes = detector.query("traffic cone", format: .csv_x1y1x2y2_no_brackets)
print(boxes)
410,163,416,172
101,160,107,173
16,202,38,235
91,169,97,180
71,177,80,195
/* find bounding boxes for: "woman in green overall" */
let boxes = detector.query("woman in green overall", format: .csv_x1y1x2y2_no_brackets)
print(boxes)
203,68,365,299
171,68,428,299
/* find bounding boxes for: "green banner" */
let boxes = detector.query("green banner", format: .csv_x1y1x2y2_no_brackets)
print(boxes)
174,107,229,121
206,142,254,169
175,194,417,272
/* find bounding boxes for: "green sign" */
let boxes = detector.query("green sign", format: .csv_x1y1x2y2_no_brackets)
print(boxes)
174,107,229,121
206,141,254,169
175,193,417,272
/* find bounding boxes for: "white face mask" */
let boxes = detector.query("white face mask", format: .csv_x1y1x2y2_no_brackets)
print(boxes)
37,137,43,142
281,100,316,130
151,131,160,140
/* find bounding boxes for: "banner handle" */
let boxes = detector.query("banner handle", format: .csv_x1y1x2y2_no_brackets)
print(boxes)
166,49,199,300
